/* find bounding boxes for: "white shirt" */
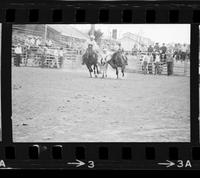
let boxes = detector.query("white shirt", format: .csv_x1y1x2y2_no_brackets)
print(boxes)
143,55,148,62
15,46,22,54
59,50,64,57
155,55,160,62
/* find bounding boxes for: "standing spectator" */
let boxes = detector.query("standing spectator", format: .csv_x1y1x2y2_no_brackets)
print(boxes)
132,45,136,55
58,47,64,68
154,52,160,75
30,36,35,46
153,42,160,60
154,42,160,52
160,43,167,62
53,48,59,68
35,37,41,47
147,53,154,74
166,52,174,76
173,43,179,62
148,45,154,54
25,37,30,47
177,43,182,62
142,54,149,74
181,44,187,62
186,45,190,61
14,43,22,67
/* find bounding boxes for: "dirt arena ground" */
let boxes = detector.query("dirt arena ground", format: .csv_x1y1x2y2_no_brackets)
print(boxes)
12,66,190,142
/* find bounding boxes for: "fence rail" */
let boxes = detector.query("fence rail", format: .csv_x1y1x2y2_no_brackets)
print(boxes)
126,55,190,76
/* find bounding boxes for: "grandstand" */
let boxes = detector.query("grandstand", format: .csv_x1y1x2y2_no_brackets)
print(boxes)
12,25,90,68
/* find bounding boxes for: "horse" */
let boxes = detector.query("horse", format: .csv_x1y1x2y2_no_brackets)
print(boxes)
106,51,128,79
82,47,99,78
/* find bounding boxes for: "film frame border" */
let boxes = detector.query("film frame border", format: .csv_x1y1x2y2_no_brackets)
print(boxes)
0,1,199,170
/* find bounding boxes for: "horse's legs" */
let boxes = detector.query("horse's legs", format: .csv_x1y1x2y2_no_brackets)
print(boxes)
93,65,95,75
116,67,119,79
96,64,99,77
89,66,92,77
121,67,125,77
97,65,100,74
93,65,98,78
87,64,93,78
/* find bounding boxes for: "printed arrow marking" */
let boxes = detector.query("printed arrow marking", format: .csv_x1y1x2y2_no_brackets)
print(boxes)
158,160,175,168
67,159,85,167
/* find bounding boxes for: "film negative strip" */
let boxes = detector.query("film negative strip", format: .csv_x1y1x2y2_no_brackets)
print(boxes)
0,0,199,170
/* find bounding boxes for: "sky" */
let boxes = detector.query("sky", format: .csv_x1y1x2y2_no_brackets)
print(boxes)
70,24,190,44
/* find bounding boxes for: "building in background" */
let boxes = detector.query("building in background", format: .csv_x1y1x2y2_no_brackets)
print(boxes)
119,32,154,52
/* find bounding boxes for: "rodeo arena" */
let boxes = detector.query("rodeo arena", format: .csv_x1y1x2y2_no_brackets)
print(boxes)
12,25,190,142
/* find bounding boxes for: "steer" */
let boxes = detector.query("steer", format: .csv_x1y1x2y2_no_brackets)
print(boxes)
99,56,109,78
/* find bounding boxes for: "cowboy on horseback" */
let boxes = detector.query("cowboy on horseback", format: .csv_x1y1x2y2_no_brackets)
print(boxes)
84,35,103,61
115,43,128,65
85,43,98,60
82,35,101,77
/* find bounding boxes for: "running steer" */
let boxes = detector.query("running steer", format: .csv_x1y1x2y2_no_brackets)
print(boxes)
98,57,109,78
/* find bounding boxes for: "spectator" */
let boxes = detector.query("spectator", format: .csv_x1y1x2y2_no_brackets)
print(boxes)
142,54,149,74
154,42,160,53
177,43,182,62
25,37,30,47
181,44,187,62
58,47,64,68
35,37,41,46
148,45,154,54
154,52,160,75
173,43,179,61
53,49,59,68
30,37,35,46
132,44,138,55
14,43,22,67
153,42,160,60
160,43,167,62
166,52,174,75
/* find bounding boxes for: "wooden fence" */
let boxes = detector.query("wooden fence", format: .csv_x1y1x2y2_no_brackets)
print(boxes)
125,55,190,76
